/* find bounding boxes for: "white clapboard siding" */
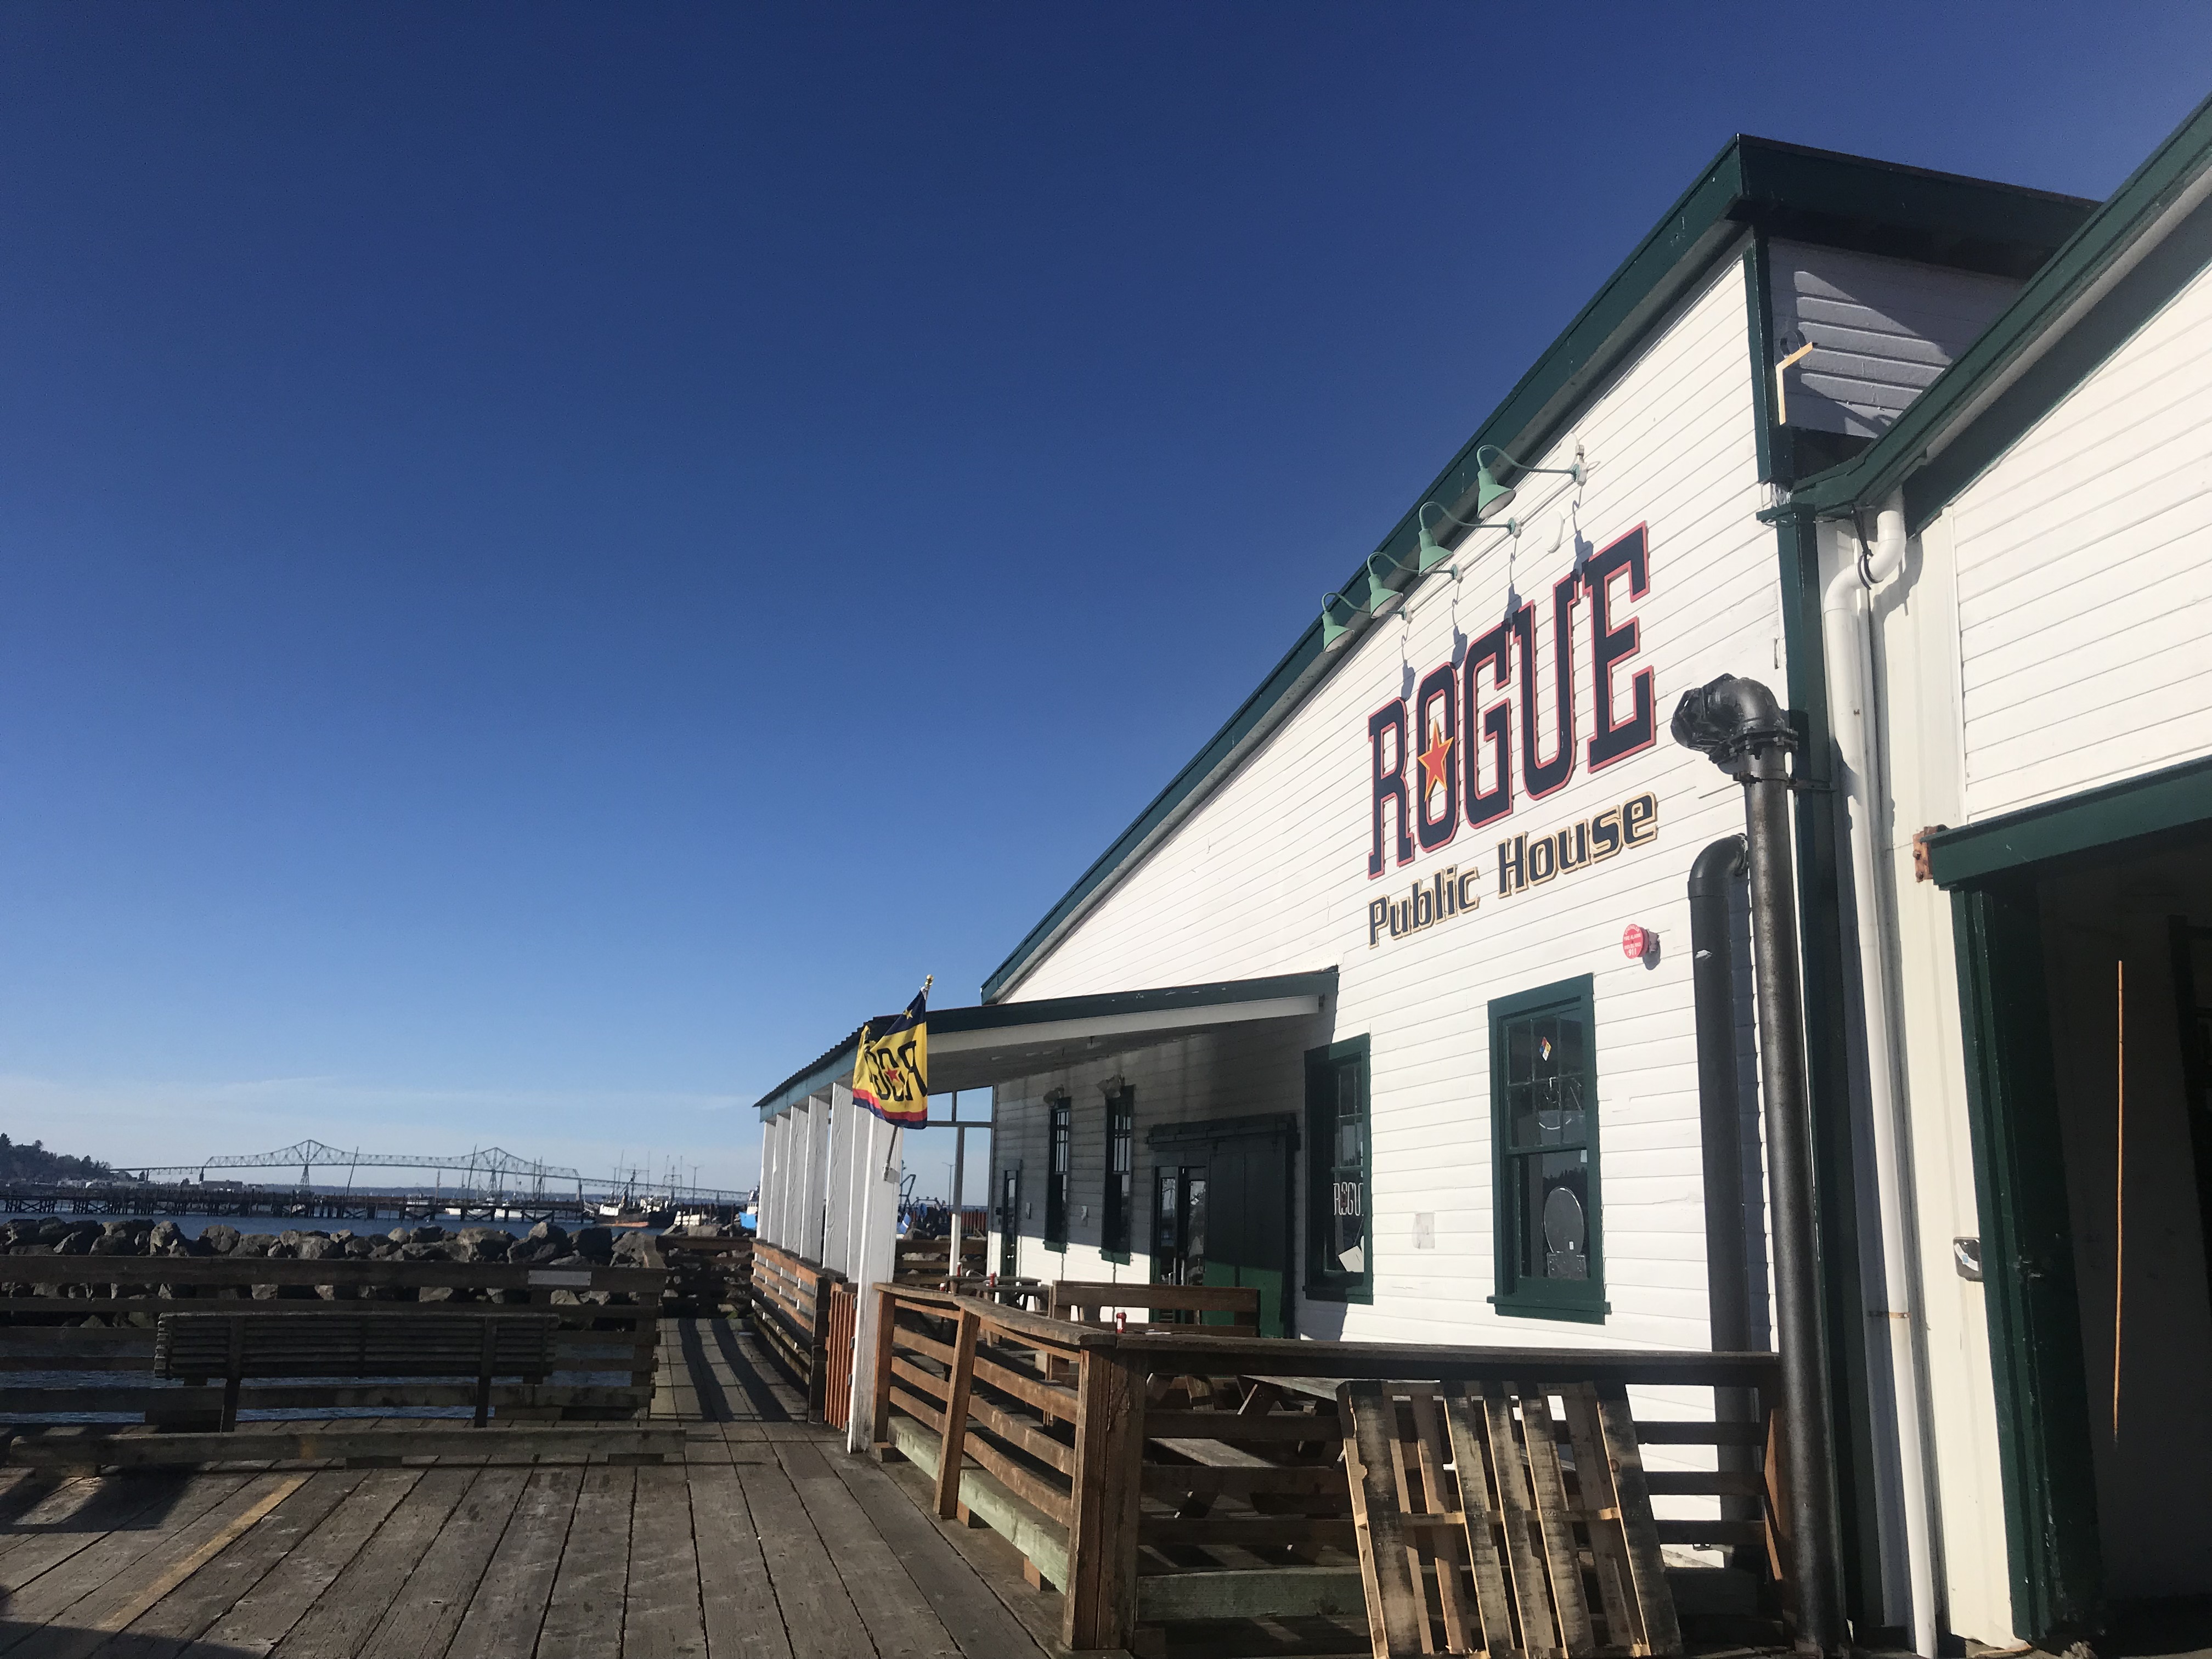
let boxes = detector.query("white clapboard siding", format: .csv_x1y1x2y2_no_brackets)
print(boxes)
997,255,1780,1363
1770,240,2019,436
1950,256,2212,821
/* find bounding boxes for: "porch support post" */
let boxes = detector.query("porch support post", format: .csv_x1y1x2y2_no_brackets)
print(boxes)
1062,1345,1144,1650
846,1107,902,1453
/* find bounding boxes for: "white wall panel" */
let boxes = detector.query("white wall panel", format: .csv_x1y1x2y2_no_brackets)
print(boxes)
1950,258,2212,819
1000,257,1781,1380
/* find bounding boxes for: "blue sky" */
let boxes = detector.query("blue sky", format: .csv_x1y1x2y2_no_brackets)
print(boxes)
3,4,2206,1197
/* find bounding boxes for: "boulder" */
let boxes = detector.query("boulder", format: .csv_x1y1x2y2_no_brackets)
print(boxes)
88,1233,135,1256
199,1224,241,1255
148,1221,184,1253
342,1236,378,1259
233,1234,277,1258
398,1242,450,1262
611,1232,654,1264
572,1226,614,1265
410,1226,447,1245
296,1237,340,1262
387,1228,412,1245
53,1231,90,1256
524,1221,568,1252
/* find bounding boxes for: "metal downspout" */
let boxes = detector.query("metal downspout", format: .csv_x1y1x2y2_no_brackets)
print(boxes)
1672,673,1848,1656
1820,496,1938,1658
1690,835,1762,1540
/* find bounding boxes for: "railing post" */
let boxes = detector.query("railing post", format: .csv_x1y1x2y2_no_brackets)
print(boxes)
934,1305,980,1517
805,1267,835,1422
870,1284,899,1454
1062,1342,1144,1652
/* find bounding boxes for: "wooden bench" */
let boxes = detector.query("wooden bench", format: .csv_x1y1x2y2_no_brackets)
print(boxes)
155,1311,562,1430
1048,1280,1261,1334
0,1255,667,1426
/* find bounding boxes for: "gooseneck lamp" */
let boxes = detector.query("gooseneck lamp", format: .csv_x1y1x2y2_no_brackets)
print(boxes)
1472,443,1586,522
1319,591,1356,652
1364,551,1408,619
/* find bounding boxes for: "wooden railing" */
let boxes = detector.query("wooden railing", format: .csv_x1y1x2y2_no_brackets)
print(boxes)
748,1239,842,1418
656,1231,753,1314
821,1280,860,1431
868,1284,1787,1654
0,1256,668,1427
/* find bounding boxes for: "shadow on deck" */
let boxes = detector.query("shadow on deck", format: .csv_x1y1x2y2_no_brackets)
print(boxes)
0,1317,1055,1659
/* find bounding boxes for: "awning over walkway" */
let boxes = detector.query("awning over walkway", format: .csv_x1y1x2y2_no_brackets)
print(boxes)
751,969,1336,1119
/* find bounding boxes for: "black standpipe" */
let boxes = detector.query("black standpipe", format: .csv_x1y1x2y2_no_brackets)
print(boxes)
1688,834,1763,1548
1672,676,1845,1657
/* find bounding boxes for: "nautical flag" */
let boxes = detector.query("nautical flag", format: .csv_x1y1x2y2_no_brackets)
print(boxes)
851,978,931,1126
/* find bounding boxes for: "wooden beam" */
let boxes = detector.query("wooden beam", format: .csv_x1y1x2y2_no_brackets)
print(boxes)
935,1307,980,1519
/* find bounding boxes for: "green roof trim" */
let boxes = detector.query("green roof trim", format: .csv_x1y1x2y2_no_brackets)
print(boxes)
981,139,2092,1005
1927,753,2212,889
1787,89,2212,527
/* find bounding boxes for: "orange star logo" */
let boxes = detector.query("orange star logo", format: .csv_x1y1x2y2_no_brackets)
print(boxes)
1417,721,1454,797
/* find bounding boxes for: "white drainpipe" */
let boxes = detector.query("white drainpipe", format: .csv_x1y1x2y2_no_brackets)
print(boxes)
1820,495,1937,1657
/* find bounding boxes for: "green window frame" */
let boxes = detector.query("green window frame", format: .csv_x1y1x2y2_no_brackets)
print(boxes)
1305,1036,1372,1304
1102,1087,1134,1263
1489,974,1606,1322
1045,1094,1071,1252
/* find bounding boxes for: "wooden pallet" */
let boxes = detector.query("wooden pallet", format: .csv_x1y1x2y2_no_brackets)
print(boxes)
1339,1379,1681,1658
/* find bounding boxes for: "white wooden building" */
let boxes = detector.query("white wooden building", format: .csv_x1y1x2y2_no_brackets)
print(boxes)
1786,90,2212,1647
753,98,2212,1655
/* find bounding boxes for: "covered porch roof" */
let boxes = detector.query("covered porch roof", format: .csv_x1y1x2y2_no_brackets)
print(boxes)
751,968,1336,1120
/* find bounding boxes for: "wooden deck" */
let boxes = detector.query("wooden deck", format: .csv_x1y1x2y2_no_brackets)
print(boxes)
0,1318,1054,1659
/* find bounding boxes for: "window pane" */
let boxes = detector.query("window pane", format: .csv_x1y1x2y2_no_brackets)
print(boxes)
1330,1170,1365,1275
1505,1011,1587,1148
1516,1149,1590,1282
1184,1177,1207,1281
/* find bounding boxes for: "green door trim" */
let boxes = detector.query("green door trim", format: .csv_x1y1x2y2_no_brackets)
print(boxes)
1927,752,2212,888
1951,883,2104,1640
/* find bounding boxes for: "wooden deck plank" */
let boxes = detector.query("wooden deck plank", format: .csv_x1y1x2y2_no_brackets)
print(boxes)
191,1469,420,1656
354,1466,531,1659
736,1452,872,1659
0,1474,250,1634
770,1440,961,1659
816,1444,1049,1659
0,1476,194,1585
535,1464,634,1659
98,1469,371,1659
269,1467,477,1659
623,1464,707,1659
1,1474,306,1659
442,1465,584,1659
687,1458,791,1659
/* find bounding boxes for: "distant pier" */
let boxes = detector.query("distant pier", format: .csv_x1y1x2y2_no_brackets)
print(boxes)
0,1179,746,1225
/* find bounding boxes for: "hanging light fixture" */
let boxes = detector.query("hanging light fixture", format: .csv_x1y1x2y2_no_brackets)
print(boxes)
1365,551,1408,619
1473,443,1585,522
1320,591,1357,652
1415,505,1458,575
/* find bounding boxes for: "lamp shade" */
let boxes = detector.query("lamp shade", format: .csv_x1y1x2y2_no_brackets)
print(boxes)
1416,524,1453,574
1475,460,1516,522
1321,596,1353,652
1367,562,1404,619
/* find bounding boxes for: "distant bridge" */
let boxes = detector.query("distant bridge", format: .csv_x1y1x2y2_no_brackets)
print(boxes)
123,1139,753,1206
